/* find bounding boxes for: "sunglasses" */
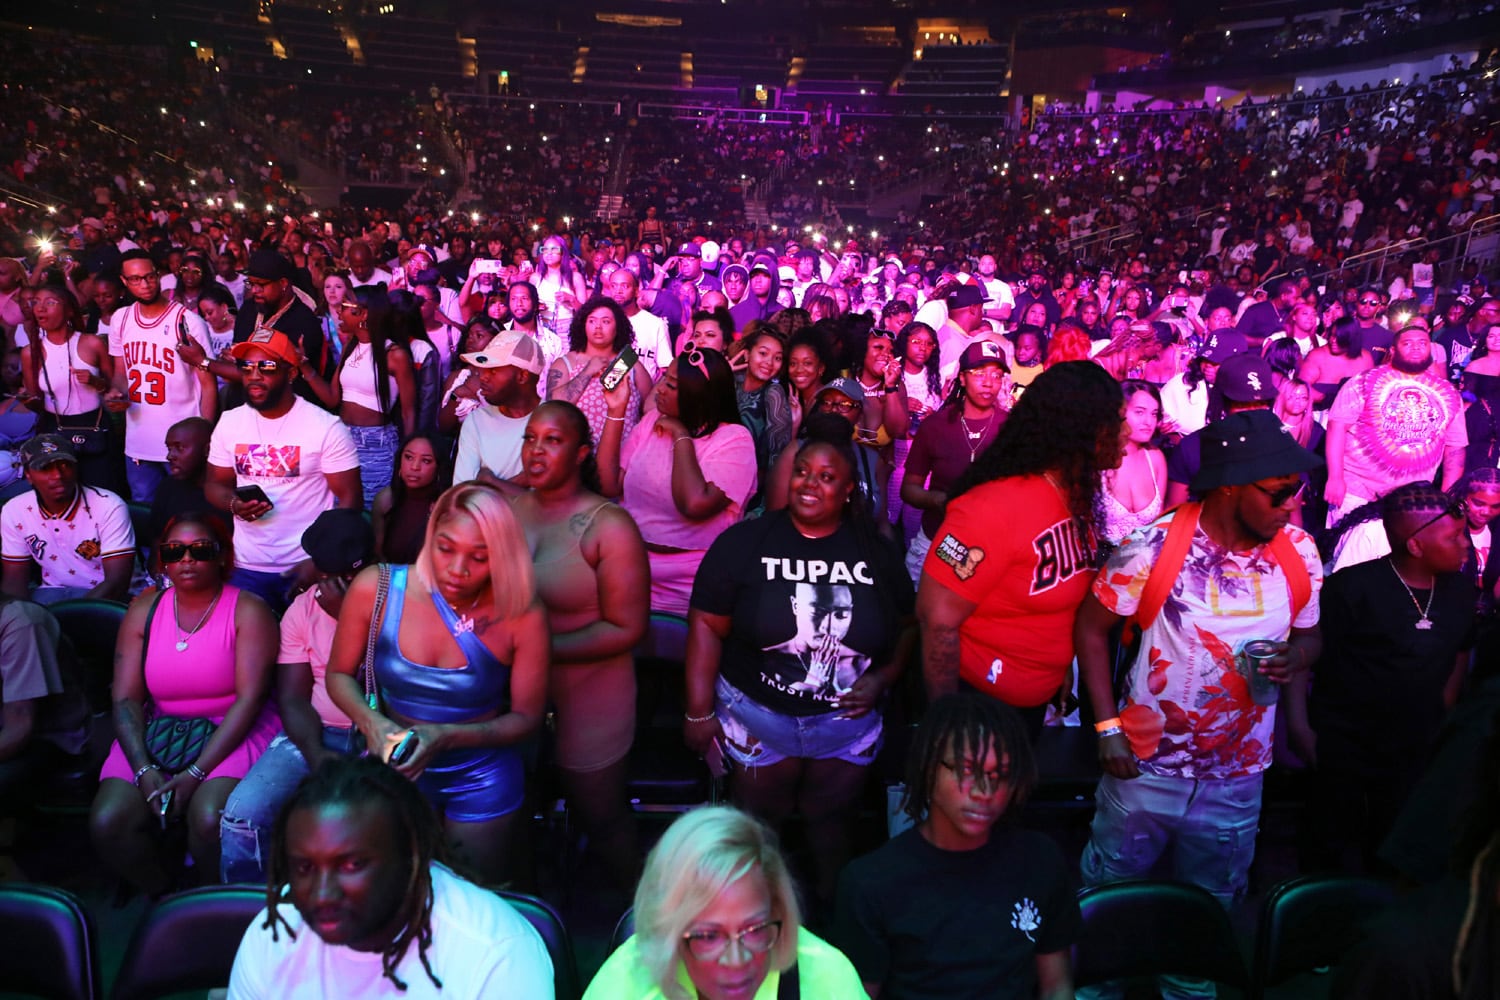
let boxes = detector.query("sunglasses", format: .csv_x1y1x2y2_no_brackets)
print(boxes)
1359,298,1382,307
160,540,222,564
1251,480,1307,508
680,347,712,381
235,359,286,374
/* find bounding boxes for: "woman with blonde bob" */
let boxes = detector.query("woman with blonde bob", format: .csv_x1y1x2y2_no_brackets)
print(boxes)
327,483,548,885
585,805,866,1000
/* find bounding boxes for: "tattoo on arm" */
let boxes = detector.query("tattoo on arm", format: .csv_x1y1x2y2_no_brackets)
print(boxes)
923,626,962,699
568,511,591,536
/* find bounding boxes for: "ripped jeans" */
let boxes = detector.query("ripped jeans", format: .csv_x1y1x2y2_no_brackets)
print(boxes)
219,726,364,884
1079,769,1263,1000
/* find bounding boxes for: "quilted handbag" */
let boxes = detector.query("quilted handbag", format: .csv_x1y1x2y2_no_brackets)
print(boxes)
144,716,217,774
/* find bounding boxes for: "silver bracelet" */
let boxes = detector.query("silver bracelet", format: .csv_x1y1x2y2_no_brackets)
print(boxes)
133,763,158,785
684,711,715,724
186,763,208,781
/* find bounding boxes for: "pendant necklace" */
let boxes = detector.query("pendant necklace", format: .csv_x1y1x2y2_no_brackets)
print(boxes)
174,588,224,651
1388,558,1436,630
450,595,482,635
959,411,994,463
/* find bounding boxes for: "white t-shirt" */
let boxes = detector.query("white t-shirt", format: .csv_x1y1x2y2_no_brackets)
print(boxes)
349,267,394,289
108,301,214,461
227,864,554,1000
627,309,674,378
208,399,360,574
453,404,529,483
1,485,134,589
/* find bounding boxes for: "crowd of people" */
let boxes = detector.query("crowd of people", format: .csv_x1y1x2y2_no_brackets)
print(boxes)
3,31,1500,1000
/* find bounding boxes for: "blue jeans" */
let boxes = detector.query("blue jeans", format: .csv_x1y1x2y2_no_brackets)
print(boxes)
229,567,292,617
219,725,364,884
125,458,167,505
1079,769,1264,1000
347,423,398,510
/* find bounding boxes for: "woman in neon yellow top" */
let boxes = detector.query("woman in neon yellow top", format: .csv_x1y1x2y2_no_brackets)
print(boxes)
583,806,866,1000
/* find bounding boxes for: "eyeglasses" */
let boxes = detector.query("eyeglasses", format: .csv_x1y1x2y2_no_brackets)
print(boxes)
1251,480,1307,508
235,359,286,374
680,347,712,382
682,920,782,962
159,540,222,564
122,273,160,284
939,759,1010,795
540,245,564,254
819,397,860,415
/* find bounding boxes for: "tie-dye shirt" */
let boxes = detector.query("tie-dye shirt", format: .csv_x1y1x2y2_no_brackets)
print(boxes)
1329,366,1466,502
1092,512,1322,779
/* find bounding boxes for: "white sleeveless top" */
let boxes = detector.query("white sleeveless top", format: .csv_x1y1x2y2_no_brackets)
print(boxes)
38,332,104,417
341,341,398,413
1100,455,1164,547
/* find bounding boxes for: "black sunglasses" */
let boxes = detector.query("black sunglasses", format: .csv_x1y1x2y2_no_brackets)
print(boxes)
1251,480,1307,508
1405,500,1466,544
235,359,286,374
160,540,222,564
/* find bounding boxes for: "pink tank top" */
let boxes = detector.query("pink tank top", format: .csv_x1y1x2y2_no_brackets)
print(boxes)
143,586,242,718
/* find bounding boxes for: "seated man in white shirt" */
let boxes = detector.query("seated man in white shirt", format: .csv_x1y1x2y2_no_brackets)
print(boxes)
452,333,543,491
228,756,553,1000
0,434,135,605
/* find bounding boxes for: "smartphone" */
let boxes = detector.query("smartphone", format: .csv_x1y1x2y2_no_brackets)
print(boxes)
157,789,174,820
389,730,420,765
234,484,272,505
601,344,639,392
471,257,504,276
324,222,333,236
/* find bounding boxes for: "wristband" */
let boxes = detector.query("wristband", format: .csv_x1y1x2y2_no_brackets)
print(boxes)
1097,726,1124,739
684,711,715,724
674,436,692,445
1093,717,1123,733
604,414,625,422
186,763,208,781
133,763,158,785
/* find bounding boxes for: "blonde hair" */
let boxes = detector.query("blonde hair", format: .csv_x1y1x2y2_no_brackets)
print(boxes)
412,483,535,621
633,807,801,1000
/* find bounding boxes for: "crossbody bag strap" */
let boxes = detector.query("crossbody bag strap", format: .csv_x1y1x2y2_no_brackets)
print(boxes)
1266,529,1312,621
776,963,799,1000
139,588,168,681
363,564,391,710
1131,501,1201,636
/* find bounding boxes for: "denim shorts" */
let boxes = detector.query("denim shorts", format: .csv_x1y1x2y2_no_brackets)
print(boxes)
715,676,882,768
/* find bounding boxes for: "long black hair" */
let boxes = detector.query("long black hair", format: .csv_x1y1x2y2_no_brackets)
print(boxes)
676,346,741,438
951,360,1123,537
345,284,398,421
262,756,447,991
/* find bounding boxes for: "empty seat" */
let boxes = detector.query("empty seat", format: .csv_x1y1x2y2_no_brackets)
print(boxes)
1074,880,1247,990
111,884,266,1000
0,883,100,1000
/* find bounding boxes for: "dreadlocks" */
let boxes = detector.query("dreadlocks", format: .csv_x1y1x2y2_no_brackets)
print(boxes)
901,693,1037,826
262,756,446,992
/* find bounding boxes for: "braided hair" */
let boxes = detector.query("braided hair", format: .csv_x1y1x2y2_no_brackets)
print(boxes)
1381,480,1460,550
900,693,1037,826
262,757,446,991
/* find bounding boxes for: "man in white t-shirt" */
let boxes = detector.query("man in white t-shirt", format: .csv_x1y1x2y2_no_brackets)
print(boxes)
975,255,1015,326
106,249,218,505
1,434,134,605
205,330,360,614
346,241,393,289
453,333,543,490
227,756,553,1000
607,268,673,378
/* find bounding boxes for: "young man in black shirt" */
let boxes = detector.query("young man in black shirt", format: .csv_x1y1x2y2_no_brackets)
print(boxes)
834,694,1078,999
1287,482,1475,873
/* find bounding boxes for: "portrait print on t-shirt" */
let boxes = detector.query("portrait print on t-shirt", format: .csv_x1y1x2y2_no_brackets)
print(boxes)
235,443,302,480
763,581,866,700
